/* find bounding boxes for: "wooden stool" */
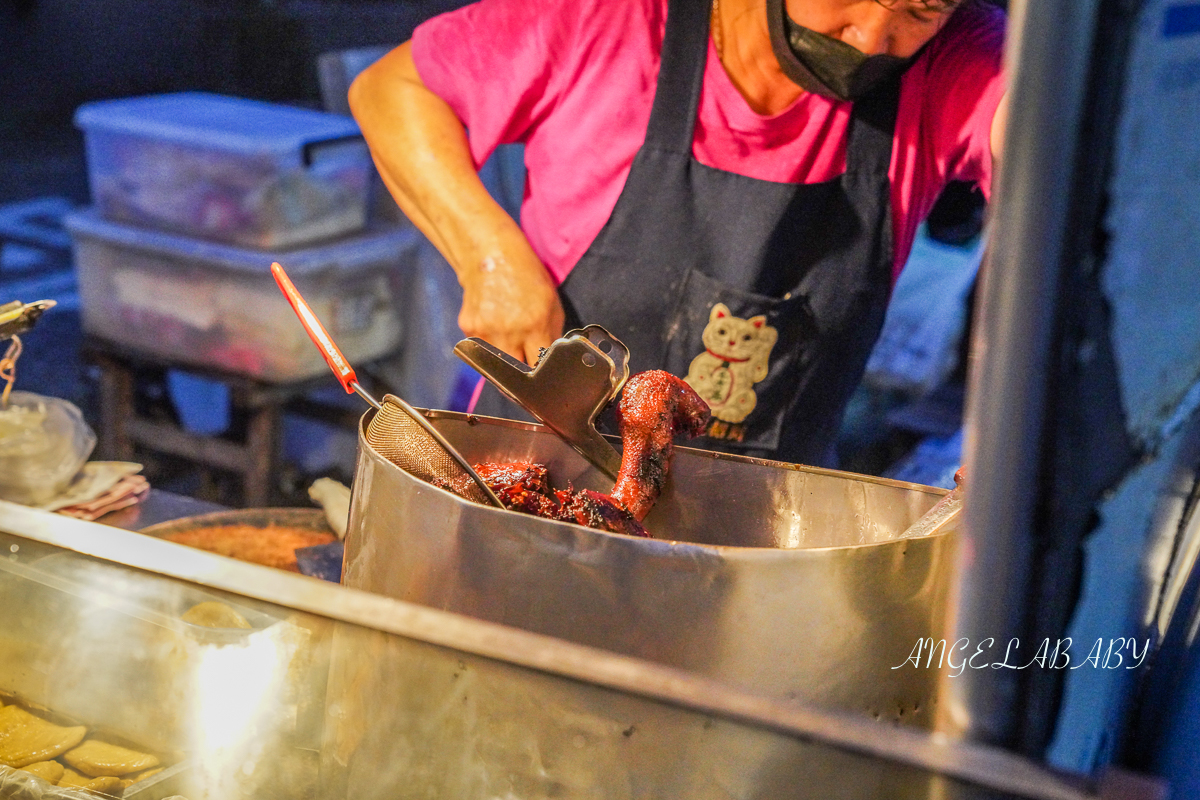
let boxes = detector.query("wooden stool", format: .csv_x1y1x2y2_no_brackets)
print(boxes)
83,337,377,507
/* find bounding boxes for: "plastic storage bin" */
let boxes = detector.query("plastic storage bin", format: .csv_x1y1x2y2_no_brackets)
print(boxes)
66,209,416,382
75,92,372,249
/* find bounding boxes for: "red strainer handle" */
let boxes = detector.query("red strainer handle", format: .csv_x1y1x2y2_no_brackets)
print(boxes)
271,262,358,394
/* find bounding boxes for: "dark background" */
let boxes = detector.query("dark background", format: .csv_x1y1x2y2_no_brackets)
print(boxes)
0,0,470,206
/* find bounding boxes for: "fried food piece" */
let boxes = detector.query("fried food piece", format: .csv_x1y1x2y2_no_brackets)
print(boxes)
554,488,649,538
0,705,87,768
115,765,165,794
90,775,124,796
63,738,159,777
475,461,561,517
20,760,65,784
475,461,551,495
126,766,164,784
475,462,650,537
57,767,89,788
612,370,710,521
469,373,707,536
181,601,252,629
59,767,123,795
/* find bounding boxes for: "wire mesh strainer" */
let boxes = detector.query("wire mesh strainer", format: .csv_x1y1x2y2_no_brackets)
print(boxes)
271,262,501,508
365,394,496,505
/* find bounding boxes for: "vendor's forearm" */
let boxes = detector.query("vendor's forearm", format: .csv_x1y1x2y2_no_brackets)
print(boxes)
990,92,1008,164
348,42,526,283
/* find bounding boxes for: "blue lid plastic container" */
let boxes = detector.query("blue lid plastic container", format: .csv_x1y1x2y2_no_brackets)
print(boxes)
75,93,364,163
75,93,373,249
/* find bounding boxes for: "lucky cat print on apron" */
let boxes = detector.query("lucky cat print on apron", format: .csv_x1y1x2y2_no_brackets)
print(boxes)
684,303,778,441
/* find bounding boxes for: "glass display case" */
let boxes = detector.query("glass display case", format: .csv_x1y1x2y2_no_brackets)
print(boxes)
0,503,1107,800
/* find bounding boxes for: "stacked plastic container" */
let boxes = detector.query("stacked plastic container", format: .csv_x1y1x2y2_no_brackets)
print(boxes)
67,92,415,383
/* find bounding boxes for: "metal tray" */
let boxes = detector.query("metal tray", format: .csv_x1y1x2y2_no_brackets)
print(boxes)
0,689,185,800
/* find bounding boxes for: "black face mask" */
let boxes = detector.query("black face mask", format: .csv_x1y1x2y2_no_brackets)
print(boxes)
765,0,915,102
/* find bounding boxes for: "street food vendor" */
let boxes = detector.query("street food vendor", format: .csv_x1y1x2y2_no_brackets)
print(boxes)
348,0,1007,466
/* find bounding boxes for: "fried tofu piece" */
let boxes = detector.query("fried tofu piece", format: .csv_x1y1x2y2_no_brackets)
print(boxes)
0,705,87,768
59,767,123,795
127,766,164,784
20,759,65,784
63,739,159,777
181,601,251,629
89,775,124,796
57,767,89,787
117,765,165,793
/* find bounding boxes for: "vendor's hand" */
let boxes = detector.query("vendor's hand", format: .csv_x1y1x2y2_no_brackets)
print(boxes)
458,249,564,367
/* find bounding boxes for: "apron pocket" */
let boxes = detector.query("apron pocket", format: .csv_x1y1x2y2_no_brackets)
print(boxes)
664,269,818,454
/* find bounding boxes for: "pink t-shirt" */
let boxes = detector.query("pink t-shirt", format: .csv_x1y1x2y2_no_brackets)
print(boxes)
412,0,1005,284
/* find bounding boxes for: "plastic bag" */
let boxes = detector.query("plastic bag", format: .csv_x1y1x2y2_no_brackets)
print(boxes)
0,765,188,800
0,391,96,506
0,765,96,800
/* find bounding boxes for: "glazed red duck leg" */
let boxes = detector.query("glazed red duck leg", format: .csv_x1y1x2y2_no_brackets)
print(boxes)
474,460,650,537
611,370,711,521
472,371,708,536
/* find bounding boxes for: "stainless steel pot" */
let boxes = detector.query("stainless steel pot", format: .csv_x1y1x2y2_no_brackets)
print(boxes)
343,410,959,729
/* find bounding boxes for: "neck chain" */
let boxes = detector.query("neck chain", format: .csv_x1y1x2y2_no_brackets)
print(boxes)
711,0,724,60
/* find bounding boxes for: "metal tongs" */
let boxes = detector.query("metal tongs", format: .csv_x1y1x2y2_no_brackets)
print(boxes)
455,326,629,479
1,299,57,408
897,467,965,539
0,299,56,342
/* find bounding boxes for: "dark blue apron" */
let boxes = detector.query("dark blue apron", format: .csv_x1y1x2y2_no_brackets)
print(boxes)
477,0,899,467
